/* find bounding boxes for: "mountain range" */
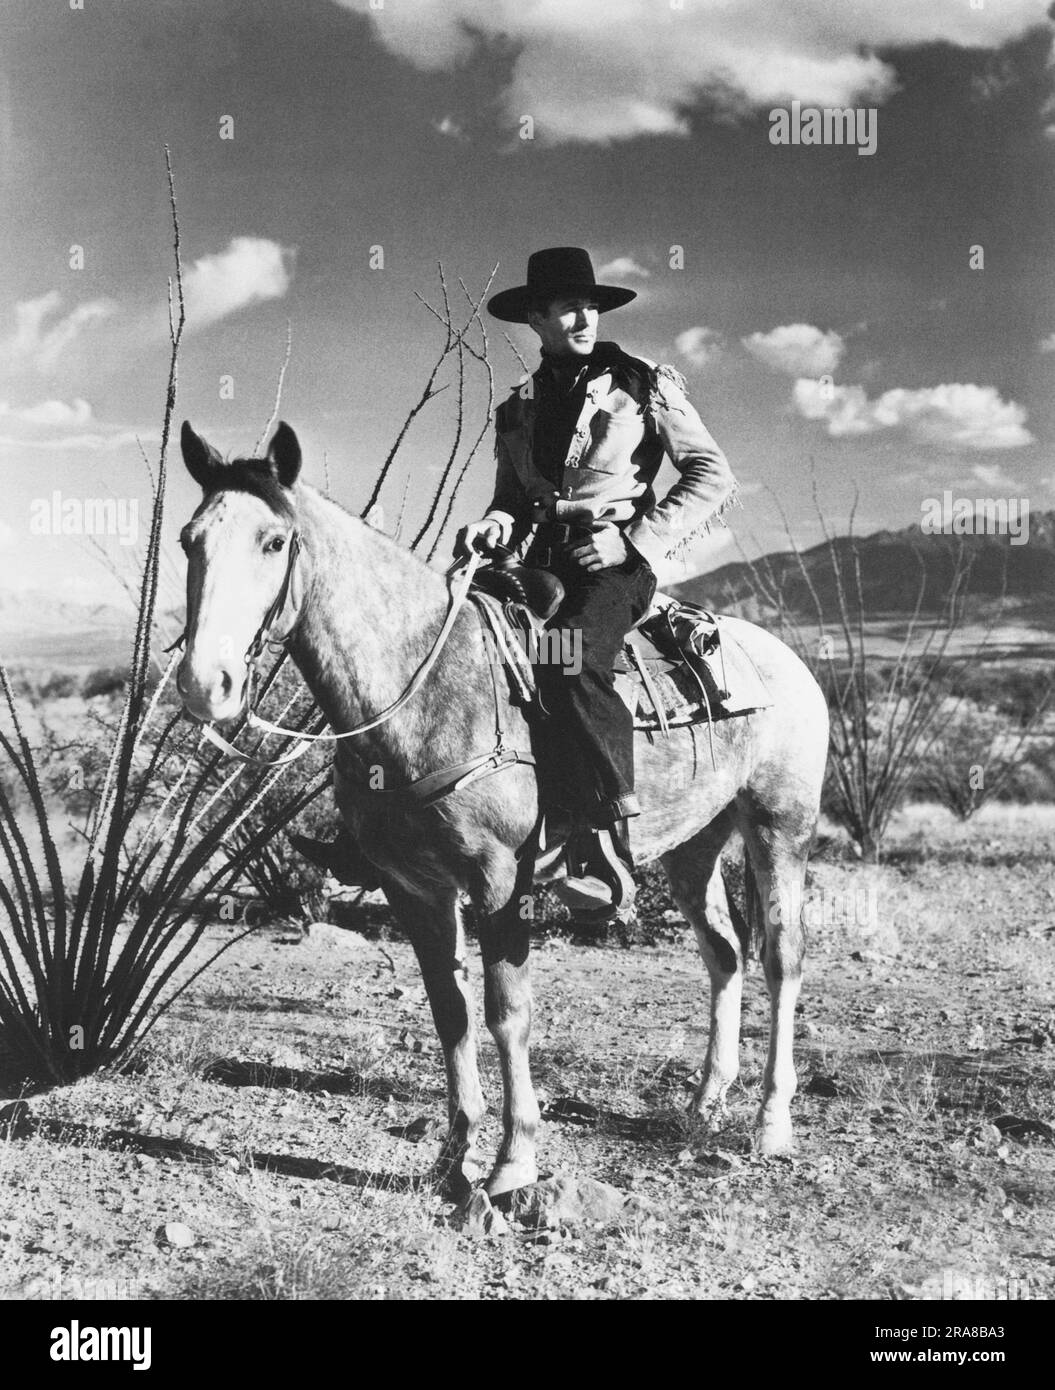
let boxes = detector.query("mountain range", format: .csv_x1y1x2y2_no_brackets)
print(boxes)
2,512,1053,670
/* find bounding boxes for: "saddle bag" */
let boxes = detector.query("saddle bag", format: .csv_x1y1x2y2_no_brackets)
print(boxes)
640,600,731,707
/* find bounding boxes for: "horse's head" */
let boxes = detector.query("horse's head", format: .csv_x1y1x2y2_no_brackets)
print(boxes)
177,420,307,724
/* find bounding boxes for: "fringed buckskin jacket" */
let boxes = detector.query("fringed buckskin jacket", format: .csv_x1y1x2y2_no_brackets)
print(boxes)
483,341,737,573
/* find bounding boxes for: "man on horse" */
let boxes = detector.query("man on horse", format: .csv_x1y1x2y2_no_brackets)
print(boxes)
457,247,736,921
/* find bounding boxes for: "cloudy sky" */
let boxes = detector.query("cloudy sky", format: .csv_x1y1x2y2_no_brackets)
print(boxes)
1,0,1053,603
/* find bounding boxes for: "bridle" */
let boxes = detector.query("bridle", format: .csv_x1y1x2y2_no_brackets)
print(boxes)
187,536,489,771
245,529,304,667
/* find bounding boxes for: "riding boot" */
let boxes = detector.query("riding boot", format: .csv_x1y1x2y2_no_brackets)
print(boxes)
288,825,382,891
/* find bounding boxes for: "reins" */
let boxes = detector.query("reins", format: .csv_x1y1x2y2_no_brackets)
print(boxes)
192,541,485,770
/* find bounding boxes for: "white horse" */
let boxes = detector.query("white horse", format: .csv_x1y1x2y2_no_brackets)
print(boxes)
177,422,829,1198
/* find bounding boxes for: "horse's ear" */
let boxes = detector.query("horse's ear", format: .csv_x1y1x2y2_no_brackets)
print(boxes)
267,421,301,488
181,421,224,490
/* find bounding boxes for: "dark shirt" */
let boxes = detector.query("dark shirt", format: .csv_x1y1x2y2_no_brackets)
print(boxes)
531,353,591,487
530,343,652,487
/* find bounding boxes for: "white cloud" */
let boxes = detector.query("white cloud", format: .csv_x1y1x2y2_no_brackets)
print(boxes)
1039,332,1055,352
181,237,295,332
744,323,846,376
0,429,155,453
968,462,1024,490
0,292,115,372
596,256,650,280
675,326,724,368
0,518,13,550
337,0,1051,144
0,397,155,453
793,378,1033,450
0,398,93,428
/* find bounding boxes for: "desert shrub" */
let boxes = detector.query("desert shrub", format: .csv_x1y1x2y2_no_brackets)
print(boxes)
83,666,128,699
39,672,78,700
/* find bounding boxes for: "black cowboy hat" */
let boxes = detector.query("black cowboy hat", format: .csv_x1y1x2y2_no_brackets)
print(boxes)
486,247,637,324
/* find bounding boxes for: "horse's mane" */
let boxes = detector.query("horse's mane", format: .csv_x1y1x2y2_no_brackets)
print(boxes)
205,457,297,521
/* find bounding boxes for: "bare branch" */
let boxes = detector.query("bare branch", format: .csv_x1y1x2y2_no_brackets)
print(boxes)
254,318,293,456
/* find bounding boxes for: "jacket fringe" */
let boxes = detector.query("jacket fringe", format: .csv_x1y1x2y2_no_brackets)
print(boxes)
661,480,742,560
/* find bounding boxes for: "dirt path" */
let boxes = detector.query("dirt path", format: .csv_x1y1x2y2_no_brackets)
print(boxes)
1,808,1052,1301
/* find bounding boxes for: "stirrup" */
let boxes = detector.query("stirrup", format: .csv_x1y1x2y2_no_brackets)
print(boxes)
551,826,636,916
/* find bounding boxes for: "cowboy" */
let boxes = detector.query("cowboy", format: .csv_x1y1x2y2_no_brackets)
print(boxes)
457,247,736,921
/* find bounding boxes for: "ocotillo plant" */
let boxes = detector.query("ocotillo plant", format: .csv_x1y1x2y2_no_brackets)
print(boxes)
0,153,331,1084
0,160,506,1084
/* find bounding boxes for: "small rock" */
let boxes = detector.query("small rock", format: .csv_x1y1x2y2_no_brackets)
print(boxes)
386,1115,441,1143
305,922,348,948
542,1097,600,1127
623,1193,663,1217
0,1101,31,1132
512,1174,627,1231
739,1272,758,1292
455,1190,509,1239
320,1210,342,1231
693,1150,742,1174
806,1073,843,1098
992,1114,1054,1142
398,1028,423,1054
156,1222,196,1249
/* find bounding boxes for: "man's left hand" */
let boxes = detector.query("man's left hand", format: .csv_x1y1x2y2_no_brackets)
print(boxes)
568,523,631,571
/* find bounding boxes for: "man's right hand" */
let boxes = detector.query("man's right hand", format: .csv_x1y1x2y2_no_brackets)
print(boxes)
455,518,503,558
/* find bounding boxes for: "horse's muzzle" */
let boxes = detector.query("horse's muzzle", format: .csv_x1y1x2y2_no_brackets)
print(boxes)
176,657,247,725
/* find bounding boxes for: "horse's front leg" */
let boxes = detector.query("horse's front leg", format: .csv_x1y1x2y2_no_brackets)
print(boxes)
477,854,540,1198
386,884,486,1197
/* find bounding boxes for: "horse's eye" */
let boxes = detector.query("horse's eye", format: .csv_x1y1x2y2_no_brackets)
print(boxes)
264,535,286,555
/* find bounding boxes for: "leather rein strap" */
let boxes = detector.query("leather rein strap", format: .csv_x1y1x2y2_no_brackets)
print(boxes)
198,543,535,807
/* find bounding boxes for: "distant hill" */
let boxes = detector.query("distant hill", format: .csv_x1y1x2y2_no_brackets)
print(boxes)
0,589,138,671
3,512,1053,673
677,510,1055,635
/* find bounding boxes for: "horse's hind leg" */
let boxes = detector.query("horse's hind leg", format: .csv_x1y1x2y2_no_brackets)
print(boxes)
386,884,486,1197
662,810,745,1129
737,810,811,1156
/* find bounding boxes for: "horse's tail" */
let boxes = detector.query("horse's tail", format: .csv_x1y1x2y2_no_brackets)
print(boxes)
723,852,762,963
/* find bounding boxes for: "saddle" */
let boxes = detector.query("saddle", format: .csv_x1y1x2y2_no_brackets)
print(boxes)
469,561,772,738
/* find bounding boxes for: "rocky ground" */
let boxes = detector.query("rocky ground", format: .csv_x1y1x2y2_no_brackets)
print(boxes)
0,804,1052,1301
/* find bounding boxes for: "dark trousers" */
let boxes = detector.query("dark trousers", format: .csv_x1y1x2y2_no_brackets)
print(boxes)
529,544,656,827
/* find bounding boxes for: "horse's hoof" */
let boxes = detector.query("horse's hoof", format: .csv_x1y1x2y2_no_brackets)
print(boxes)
484,1159,538,1202
690,1074,736,1129
755,1110,794,1157
690,1084,732,1128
